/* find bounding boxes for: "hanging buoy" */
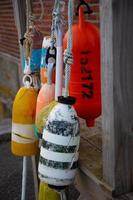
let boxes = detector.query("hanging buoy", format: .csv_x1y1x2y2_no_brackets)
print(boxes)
38,182,60,200
35,63,55,136
36,101,57,135
36,83,55,116
35,82,55,136
63,7,101,127
38,96,80,188
11,75,39,156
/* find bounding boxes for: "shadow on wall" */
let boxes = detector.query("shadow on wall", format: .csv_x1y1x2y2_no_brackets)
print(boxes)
0,54,20,127
0,85,13,119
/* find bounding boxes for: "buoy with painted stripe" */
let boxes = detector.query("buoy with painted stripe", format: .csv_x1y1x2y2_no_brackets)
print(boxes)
38,96,80,188
11,75,39,156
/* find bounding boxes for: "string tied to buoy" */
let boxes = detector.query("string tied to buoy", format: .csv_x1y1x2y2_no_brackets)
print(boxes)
64,0,74,97
23,0,33,75
50,2,57,50
53,0,65,100
23,0,44,76
58,189,67,200
62,0,80,182
53,0,65,32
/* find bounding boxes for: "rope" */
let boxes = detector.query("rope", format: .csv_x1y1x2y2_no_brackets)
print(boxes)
52,0,65,35
26,0,30,32
38,0,44,21
63,0,78,170
25,0,33,65
59,190,67,200
25,0,44,74
24,32,33,59
64,0,74,97
26,0,44,29
50,1,57,46
50,0,65,49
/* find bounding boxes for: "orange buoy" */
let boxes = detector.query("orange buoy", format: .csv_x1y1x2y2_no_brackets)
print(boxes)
63,7,101,127
36,64,55,135
36,83,55,116
41,67,56,85
11,77,39,156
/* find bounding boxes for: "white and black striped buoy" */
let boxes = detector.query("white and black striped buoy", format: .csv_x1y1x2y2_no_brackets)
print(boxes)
38,96,80,189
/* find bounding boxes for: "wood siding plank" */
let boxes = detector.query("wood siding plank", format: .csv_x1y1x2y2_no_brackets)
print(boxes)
101,0,133,196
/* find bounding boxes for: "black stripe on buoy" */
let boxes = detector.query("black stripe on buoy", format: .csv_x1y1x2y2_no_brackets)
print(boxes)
41,139,77,153
39,156,78,170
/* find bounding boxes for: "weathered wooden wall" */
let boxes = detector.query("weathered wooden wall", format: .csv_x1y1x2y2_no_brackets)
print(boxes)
101,0,133,196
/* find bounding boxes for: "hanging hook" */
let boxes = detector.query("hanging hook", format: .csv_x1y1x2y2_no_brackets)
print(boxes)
76,0,93,16
23,74,32,87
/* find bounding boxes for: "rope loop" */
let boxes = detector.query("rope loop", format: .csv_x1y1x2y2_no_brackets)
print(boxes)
23,74,32,87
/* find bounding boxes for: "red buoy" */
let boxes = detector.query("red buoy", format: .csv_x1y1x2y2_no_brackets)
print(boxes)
63,7,101,127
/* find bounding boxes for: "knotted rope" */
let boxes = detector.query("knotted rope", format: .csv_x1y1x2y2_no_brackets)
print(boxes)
24,0,44,59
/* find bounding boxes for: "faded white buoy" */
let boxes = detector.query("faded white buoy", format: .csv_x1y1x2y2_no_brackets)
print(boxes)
38,96,80,188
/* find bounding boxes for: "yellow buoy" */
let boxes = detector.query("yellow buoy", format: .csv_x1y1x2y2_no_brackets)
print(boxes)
11,85,39,156
35,100,57,135
38,182,60,200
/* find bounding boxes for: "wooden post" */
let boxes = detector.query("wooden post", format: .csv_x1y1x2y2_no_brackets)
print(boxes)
101,0,133,196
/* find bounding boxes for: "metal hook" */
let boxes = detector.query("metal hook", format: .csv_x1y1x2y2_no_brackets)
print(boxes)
76,0,93,16
23,74,32,87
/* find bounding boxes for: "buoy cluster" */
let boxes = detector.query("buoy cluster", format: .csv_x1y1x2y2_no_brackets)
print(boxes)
11,0,101,199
